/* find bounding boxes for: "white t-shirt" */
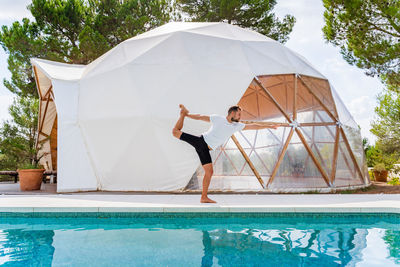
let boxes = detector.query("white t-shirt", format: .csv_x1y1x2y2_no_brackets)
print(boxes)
202,114,245,150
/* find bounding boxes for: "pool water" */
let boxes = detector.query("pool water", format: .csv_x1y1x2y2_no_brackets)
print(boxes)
0,213,399,266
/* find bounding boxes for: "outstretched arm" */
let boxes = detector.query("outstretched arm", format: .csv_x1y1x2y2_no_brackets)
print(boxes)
186,113,210,122
243,123,278,130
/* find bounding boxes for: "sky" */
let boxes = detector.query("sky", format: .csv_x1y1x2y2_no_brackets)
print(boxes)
273,1,384,143
0,0,384,143
0,0,33,125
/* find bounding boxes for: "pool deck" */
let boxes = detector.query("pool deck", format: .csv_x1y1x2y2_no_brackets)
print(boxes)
0,192,399,214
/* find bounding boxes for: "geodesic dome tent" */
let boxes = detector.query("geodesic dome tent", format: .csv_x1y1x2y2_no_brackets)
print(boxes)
31,21,369,193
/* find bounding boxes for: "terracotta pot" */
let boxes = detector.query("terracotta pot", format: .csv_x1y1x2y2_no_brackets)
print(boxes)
373,170,388,182
17,169,45,191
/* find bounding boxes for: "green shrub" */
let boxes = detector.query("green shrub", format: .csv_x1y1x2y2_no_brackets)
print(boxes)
388,177,400,186
373,163,386,172
18,162,44,170
368,170,375,181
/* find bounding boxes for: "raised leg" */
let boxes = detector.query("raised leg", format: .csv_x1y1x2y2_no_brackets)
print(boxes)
200,163,216,203
172,104,189,139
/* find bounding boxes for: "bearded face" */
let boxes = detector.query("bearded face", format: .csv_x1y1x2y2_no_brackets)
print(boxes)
230,110,241,122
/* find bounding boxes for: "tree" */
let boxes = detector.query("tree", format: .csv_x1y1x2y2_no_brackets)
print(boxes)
0,18,44,97
322,0,400,91
362,137,371,154
0,0,176,170
365,143,398,168
29,0,178,64
174,0,295,43
367,89,400,169
0,95,46,170
370,89,400,156
0,0,176,98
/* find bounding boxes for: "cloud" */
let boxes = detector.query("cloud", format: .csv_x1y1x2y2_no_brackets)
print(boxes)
346,96,375,118
0,1,32,125
0,0,33,21
345,95,377,142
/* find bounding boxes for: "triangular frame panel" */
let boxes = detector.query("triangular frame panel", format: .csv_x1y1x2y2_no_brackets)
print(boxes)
192,74,369,191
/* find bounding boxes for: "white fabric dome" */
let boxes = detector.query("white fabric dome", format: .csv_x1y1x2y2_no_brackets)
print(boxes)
31,22,368,192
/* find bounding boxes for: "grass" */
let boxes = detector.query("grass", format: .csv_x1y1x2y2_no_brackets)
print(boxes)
338,185,376,194
302,190,321,194
298,185,377,194
0,175,15,182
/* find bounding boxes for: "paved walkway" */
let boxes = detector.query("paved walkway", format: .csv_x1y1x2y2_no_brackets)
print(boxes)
0,182,57,194
0,193,399,213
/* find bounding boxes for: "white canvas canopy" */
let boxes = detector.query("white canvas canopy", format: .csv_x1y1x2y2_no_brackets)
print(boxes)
32,22,369,192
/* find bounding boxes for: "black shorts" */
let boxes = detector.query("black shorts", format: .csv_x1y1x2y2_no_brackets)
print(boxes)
179,132,212,165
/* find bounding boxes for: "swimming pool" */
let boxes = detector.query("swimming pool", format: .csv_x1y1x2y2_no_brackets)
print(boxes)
0,212,399,266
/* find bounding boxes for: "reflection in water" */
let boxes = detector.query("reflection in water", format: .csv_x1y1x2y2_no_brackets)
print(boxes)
0,214,398,266
0,229,54,266
202,231,214,267
201,228,367,266
384,230,400,264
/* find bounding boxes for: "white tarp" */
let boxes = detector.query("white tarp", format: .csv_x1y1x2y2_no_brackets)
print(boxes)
31,22,333,192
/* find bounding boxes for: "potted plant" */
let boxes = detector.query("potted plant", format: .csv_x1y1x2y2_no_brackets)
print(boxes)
373,163,388,182
17,162,45,191
293,162,305,177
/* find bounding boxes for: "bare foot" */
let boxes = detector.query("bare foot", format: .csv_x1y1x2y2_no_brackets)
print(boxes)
200,197,217,203
179,104,189,116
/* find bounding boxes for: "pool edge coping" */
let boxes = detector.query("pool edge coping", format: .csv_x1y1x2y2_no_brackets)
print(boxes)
0,206,399,214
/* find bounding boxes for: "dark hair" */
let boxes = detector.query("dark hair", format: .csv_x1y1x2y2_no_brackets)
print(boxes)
228,105,241,114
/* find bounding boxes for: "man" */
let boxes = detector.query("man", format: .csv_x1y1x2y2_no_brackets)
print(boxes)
172,104,279,203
